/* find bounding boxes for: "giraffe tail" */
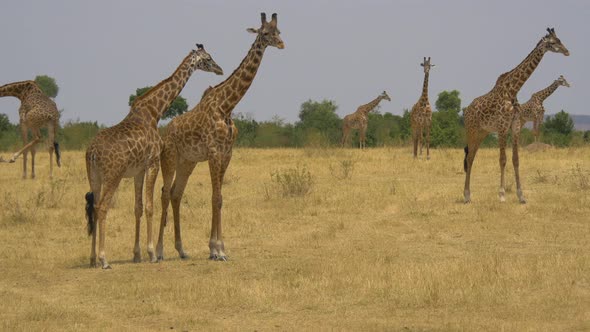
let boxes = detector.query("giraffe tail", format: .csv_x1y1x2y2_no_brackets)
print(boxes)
85,192,95,236
463,146,469,173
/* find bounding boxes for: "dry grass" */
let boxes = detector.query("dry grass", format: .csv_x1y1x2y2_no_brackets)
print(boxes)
0,147,589,331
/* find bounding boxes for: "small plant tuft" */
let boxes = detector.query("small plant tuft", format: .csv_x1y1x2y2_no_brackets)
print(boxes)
269,165,314,198
329,159,356,180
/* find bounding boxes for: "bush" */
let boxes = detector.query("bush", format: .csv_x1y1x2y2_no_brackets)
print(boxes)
268,165,314,198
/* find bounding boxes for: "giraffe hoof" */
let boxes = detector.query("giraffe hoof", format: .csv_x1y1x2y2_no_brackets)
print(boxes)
133,254,142,263
209,254,228,261
157,255,164,262
179,253,189,260
519,199,527,204
102,264,112,270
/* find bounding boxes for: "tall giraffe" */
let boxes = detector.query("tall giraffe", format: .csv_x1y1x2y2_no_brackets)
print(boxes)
520,75,570,142
155,13,285,262
341,91,391,149
84,45,223,269
0,80,61,179
463,28,569,203
410,57,435,159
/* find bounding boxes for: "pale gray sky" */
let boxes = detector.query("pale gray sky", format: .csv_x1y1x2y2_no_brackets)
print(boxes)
0,0,587,126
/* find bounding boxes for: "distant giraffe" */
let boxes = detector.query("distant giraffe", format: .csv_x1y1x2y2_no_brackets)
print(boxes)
84,45,223,269
463,28,569,203
0,80,61,179
341,91,391,149
410,57,435,159
155,13,285,262
520,75,570,142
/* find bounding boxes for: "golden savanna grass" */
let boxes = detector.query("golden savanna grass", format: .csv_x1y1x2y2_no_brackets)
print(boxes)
0,147,589,331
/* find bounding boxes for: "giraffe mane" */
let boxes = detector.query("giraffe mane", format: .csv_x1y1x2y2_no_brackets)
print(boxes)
131,51,194,108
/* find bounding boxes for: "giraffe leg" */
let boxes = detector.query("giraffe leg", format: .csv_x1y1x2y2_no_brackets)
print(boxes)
412,130,418,158
89,181,101,268
133,172,145,262
464,130,488,203
498,132,508,202
425,125,431,160
30,145,36,179
170,159,197,259
156,149,176,261
360,127,366,150
144,163,159,263
512,120,526,204
419,127,423,156
20,125,28,179
208,154,231,261
48,122,55,178
97,180,121,269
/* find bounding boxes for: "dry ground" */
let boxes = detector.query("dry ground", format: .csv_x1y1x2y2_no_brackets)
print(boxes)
0,147,589,331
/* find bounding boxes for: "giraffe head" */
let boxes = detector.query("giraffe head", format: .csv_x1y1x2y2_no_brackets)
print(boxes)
380,91,391,101
556,75,570,88
247,13,285,49
540,28,569,56
192,44,224,75
420,57,435,73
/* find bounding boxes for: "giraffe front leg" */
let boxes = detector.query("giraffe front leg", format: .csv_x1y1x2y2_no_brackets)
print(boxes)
144,164,159,263
133,172,145,263
30,145,36,179
425,126,431,160
498,133,508,202
156,153,176,261
208,154,230,261
512,121,526,204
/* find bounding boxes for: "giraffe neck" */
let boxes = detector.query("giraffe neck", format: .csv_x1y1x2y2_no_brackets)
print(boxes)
0,81,42,100
360,96,384,114
420,71,430,100
127,52,196,127
532,80,561,102
494,43,546,98
204,37,266,117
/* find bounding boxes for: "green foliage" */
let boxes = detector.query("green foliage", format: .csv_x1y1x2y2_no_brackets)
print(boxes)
583,131,590,143
542,110,574,147
254,116,294,148
60,120,102,150
435,90,461,113
0,113,13,133
431,90,463,147
233,113,259,147
295,99,342,146
129,86,188,120
34,75,59,98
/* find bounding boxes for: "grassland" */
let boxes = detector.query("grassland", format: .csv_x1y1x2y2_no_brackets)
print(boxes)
0,147,589,331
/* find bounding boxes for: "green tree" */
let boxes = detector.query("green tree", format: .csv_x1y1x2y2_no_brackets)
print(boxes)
542,110,574,147
435,90,461,113
431,90,463,147
129,86,188,120
0,113,13,133
34,75,59,98
295,99,342,146
233,112,259,147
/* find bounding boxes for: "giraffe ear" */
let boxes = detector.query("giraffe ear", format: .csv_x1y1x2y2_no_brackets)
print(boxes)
420,63,424,67
247,28,259,34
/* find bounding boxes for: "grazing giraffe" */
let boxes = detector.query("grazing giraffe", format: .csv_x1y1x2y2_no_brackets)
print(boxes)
463,28,569,204
410,57,435,159
155,13,285,262
519,75,570,142
84,45,223,269
0,80,61,179
341,91,391,149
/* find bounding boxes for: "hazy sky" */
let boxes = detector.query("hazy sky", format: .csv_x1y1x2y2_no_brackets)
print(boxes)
1,0,587,126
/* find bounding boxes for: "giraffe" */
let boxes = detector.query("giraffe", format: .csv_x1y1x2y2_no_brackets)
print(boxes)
410,57,435,159
341,91,391,149
463,28,569,204
0,80,61,179
84,44,223,269
155,13,285,262
519,75,570,143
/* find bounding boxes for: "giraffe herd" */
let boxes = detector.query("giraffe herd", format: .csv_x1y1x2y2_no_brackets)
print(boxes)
0,14,571,269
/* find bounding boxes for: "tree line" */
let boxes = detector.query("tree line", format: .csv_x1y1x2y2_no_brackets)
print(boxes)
0,76,588,151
